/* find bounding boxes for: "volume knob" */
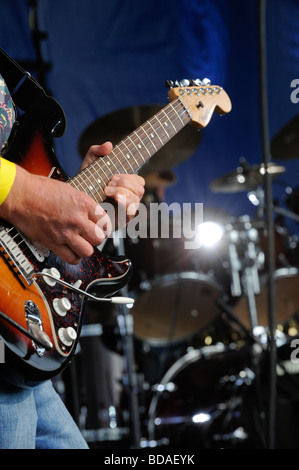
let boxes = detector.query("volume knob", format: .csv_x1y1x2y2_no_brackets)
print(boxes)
58,327,77,346
42,267,61,287
53,297,71,316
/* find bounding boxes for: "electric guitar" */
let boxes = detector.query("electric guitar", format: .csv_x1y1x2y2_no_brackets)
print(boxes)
0,79,231,380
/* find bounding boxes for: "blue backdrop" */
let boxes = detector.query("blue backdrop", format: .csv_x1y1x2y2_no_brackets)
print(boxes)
1,0,299,235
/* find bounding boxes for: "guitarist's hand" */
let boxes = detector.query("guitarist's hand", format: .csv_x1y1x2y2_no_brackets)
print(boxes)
81,142,145,228
0,142,144,264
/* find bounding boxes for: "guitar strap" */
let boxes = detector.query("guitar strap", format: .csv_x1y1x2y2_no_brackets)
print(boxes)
0,47,48,112
0,48,66,137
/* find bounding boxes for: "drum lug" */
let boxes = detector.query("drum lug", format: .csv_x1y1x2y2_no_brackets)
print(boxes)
152,382,176,393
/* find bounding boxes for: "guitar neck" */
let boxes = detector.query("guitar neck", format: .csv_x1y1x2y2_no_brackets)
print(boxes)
68,97,190,202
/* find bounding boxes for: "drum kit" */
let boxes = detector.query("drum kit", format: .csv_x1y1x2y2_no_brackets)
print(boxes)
56,109,299,449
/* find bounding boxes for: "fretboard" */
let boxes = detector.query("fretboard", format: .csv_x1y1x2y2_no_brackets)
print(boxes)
68,97,190,203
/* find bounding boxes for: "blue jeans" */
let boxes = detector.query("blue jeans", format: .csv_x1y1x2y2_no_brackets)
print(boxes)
0,366,89,449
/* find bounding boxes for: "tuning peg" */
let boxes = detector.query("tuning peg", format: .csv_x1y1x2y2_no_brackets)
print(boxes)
190,79,202,86
201,78,211,85
165,80,174,89
179,79,190,87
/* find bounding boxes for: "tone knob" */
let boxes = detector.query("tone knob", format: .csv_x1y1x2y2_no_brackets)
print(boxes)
42,267,61,286
58,327,77,346
53,297,71,316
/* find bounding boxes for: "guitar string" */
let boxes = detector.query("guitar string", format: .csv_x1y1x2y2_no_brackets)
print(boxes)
68,98,189,204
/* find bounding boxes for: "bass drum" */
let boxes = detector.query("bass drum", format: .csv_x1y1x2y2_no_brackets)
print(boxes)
147,345,263,449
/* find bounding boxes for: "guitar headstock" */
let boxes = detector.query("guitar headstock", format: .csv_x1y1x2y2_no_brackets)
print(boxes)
166,79,232,129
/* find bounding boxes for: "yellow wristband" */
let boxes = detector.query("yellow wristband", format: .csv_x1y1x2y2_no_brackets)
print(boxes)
0,157,16,205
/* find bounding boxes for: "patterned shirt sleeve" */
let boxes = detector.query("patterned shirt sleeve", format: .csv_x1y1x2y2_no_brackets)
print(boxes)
0,75,15,154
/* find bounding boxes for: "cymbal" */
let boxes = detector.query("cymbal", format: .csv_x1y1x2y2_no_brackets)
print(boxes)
271,114,299,160
210,162,286,193
78,105,201,175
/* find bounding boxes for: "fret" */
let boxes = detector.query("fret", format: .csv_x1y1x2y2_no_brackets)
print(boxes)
168,102,184,129
84,167,104,201
121,140,140,171
97,158,115,183
172,109,184,128
69,168,106,202
117,144,135,173
137,124,156,154
70,173,85,193
108,153,124,173
111,152,128,174
73,173,88,194
136,126,152,158
103,153,121,176
172,99,188,126
85,168,96,192
155,112,171,141
93,164,110,187
126,135,147,167
143,130,160,155
93,159,111,182
146,120,161,150
161,108,177,133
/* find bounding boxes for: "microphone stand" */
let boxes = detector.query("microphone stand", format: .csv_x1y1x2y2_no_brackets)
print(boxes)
259,0,277,449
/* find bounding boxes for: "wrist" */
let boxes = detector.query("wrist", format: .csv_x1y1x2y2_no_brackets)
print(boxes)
0,157,16,205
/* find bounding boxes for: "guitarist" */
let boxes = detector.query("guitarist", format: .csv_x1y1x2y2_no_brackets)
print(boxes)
0,74,145,449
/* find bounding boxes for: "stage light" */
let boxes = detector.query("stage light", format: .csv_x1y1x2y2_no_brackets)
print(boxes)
192,412,211,424
247,191,260,206
197,221,224,247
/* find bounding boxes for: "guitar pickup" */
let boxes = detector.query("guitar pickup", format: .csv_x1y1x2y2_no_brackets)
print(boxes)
23,237,50,262
0,226,34,280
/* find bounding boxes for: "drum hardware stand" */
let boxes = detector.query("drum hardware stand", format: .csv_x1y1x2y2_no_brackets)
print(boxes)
273,205,299,224
111,230,142,449
216,299,267,448
227,219,262,331
216,299,264,351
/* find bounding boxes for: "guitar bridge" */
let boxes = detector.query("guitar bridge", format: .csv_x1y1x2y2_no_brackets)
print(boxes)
25,301,53,356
